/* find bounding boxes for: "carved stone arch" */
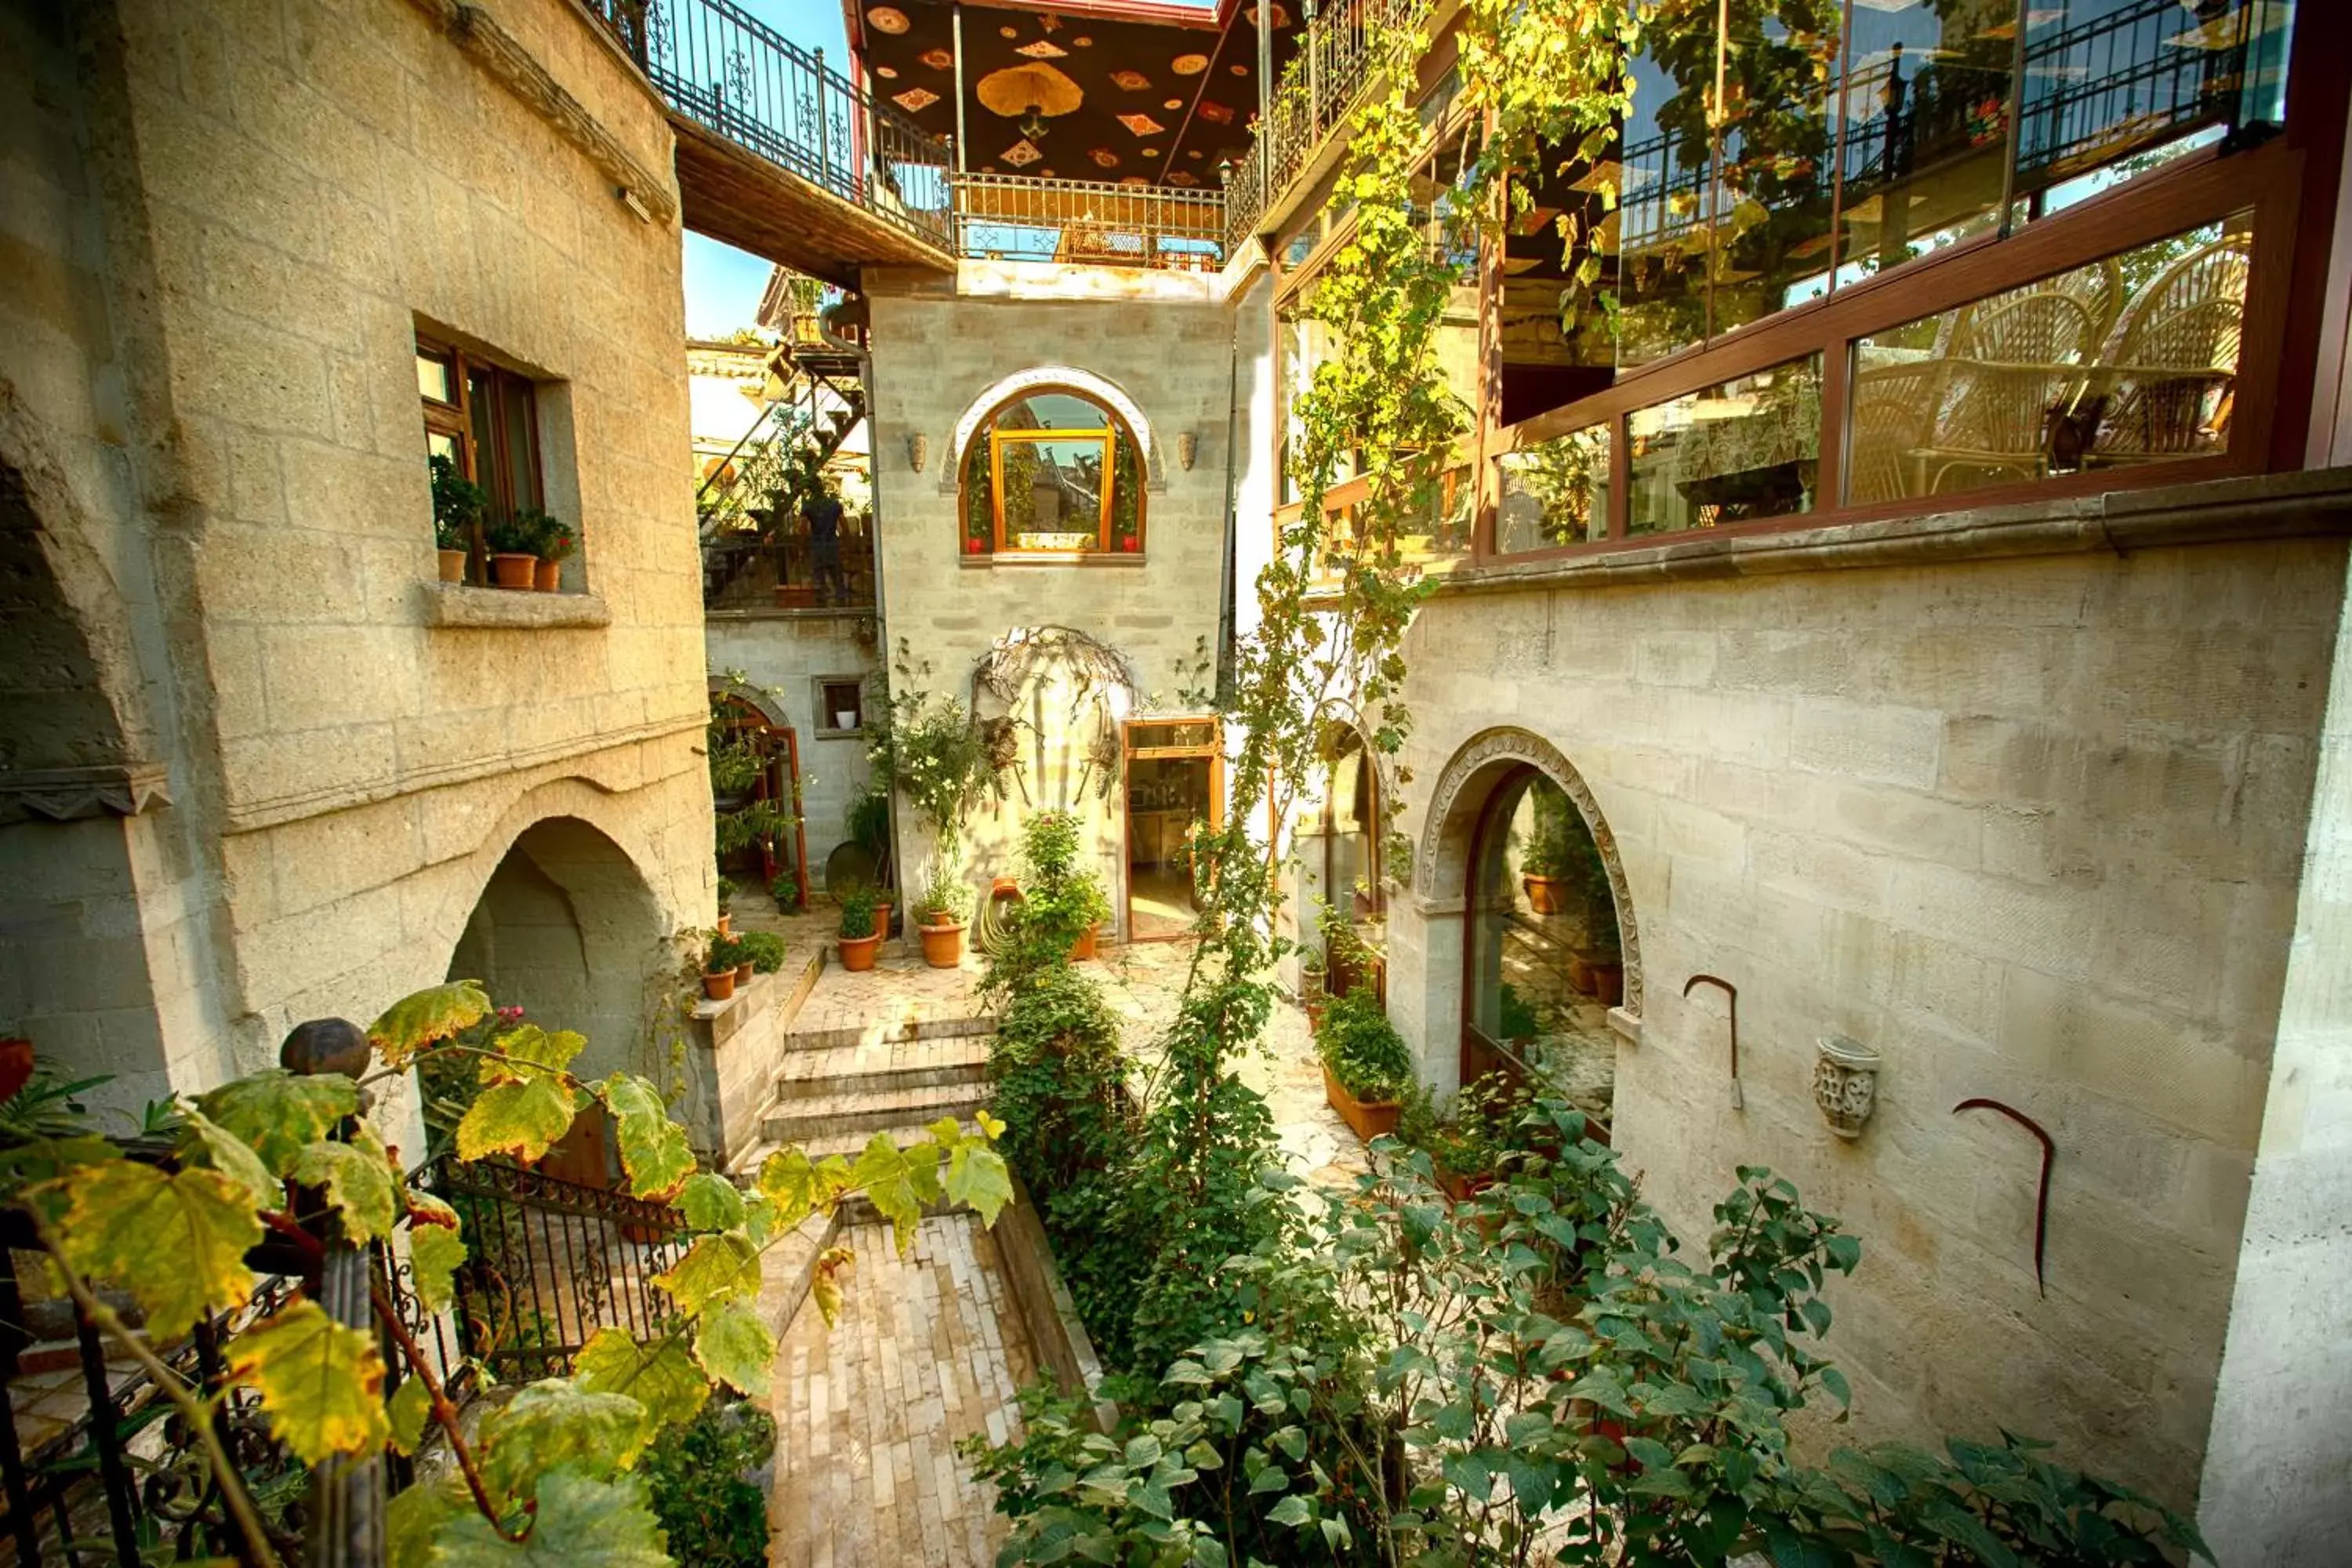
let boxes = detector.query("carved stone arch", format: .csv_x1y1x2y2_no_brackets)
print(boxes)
709,673,790,732
941,365,1163,495
1417,727,1643,1018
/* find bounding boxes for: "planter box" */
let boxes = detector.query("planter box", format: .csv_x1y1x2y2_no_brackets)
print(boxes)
1323,1062,1400,1143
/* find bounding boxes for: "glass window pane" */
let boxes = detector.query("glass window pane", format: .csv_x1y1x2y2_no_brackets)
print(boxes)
1711,1,1843,334
1109,433,1142,551
962,436,995,554
417,350,453,405
1497,426,1611,553
497,373,540,513
1848,213,2250,505
996,393,1111,431
1835,0,2016,287
2016,0,2270,206
1617,38,1714,367
426,429,459,465
996,435,1105,548
1628,355,1822,535
1127,753,1214,939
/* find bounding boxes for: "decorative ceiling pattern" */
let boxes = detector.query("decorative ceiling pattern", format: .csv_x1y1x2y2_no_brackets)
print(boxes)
846,0,1302,187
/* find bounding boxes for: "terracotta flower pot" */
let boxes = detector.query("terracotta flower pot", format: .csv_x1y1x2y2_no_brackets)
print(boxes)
872,902,892,939
1305,998,1327,1036
1068,924,1097,963
701,967,737,1002
715,913,733,936
837,932,880,972
734,960,754,986
918,920,964,968
1569,949,1624,1006
1322,1062,1401,1143
533,558,561,592
775,584,818,608
1523,874,1564,915
437,548,466,583
0,1038,33,1105
491,553,535,589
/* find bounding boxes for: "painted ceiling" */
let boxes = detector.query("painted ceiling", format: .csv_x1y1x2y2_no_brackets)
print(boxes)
846,0,1302,188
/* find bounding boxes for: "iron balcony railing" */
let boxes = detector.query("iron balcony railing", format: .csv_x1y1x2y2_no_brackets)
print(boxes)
953,172,1227,270
590,0,953,251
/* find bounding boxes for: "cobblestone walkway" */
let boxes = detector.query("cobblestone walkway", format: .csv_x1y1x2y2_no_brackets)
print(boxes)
769,1213,1036,1566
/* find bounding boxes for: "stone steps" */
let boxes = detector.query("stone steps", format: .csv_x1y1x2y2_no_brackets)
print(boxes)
772,1033,991,1100
759,1079,991,1147
732,1114,989,1174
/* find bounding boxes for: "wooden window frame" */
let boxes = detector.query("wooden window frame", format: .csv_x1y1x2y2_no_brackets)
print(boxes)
811,676,867,739
418,332,549,583
960,385,1148,561
1475,136,2310,565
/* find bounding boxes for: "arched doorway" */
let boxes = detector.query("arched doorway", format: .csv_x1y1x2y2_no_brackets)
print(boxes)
1423,732,1633,1141
1298,719,1385,1000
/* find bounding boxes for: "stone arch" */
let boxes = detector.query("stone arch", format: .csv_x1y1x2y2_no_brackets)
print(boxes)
1417,727,1643,1018
942,365,1163,494
444,813,669,1082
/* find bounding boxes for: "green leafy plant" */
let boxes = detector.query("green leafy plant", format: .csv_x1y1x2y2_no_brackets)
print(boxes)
866,647,990,858
514,508,576,563
481,510,541,556
735,931,786,975
1395,1069,1539,1187
768,873,802,913
637,1396,775,1568
703,933,750,975
17,978,1014,1568
1498,978,1541,1040
714,875,736,912
1315,989,1412,1103
915,873,969,927
707,736,764,798
428,454,486,552
837,887,877,942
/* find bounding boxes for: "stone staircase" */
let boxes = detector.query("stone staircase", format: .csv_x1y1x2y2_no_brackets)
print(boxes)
733,1007,996,1173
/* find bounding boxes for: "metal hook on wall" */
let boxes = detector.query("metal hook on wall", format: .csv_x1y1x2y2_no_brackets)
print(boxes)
1682,974,1741,1109
1952,1097,2056,1298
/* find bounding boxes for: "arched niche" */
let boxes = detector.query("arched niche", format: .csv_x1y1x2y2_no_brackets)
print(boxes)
1417,727,1643,1022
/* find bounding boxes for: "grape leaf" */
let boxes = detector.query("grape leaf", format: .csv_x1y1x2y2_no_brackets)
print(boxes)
388,1472,469,1568
456,1076,579,1166
652,1234,760,1316
478,1379,649,1504
572,1327,711,1437
739,1189,778,1248
946,1142,1014,1227
408,1219,468,1315
369,980,492,1068
810,1246,855,1328
430,1468,670,1568
756,1147,851,1229
389,1377,434,1456
226,1300,390,1465
974,1108,1005,1142
694,1300,772,1398
292,1123,398,1243
478,1025,586,1088
677,1173,746,1232
851,1134,934,1253
179,1107,281,1209
597,1075,696,1200
48,1160,260,1340
195,1070,358,1178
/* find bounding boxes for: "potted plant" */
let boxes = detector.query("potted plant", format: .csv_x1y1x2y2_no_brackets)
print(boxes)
715,874,735,936
702,933,746,1001
484,511,539,590
914,873,969,969
1317,989,1414,1143
430,455,485,583
1519,791,1578,914
769,872,802,914
836,888,880,972
1015,810,1111,961
518,507,575,592
1298,947,1328,1034
738,930,786,975
1398,1073,1529,1201
708,736,762,814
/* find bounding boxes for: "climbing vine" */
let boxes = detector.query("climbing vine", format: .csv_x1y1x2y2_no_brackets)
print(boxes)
11,981,1011,1567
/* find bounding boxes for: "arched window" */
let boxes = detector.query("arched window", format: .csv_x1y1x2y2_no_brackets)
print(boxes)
960,388,1145,557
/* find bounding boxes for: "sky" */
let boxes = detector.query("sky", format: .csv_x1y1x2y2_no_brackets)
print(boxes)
680,0,849,338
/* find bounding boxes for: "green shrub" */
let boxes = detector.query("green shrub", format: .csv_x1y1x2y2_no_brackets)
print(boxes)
1497,978,1541,1040
735,930,786,974
837,887,877,940
703,933,750,973
637,1396,775,1568
714,874,736,910
1315,988,1412,1102
768,873,801,912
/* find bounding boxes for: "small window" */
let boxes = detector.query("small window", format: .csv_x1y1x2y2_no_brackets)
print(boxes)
1496,426,1610,553
960,388,1145,556
814,677,866,738
419,331,561,586
1627,355,1822,535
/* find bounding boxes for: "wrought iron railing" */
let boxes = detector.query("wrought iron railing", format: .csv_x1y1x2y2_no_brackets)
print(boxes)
1226,0,1432,246
588,0,953,250
412,1156,694,1381
953,173,1226,270
704,530,879,612
2016,0,2257,181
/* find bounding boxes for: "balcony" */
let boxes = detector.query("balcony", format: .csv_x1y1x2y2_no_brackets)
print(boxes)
702,531,877,614
588,0,954,281
953,173,1226,272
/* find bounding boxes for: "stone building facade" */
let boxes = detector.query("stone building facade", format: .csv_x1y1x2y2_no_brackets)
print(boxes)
1,0,713,1113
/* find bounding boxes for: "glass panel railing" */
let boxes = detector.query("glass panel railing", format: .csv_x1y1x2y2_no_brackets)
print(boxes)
1628,356,1824,535
1847,212,2252,505
1496,426,1611,554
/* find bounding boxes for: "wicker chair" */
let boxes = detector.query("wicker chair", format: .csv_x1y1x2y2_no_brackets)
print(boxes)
2084,234,2250,468
1904,290,2100,494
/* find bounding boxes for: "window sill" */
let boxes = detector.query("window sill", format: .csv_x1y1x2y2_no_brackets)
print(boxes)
422,583,612,629
959,552,1149,568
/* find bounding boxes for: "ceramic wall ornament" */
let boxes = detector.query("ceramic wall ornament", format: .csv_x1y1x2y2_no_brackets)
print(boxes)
907,432,928,474
1176,430,1197,470
1813,1034,1880,1138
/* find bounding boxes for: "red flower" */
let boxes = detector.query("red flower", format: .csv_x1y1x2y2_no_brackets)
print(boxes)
1120,535,1139,552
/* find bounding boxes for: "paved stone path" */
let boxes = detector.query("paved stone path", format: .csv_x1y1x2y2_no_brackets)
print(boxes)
768,1213,1036,1566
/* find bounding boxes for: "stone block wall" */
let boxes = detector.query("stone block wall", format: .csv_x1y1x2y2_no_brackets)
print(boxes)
1381,526,2343,1513
705,612,881,881
862,261,1236,913
2,0,711,1111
